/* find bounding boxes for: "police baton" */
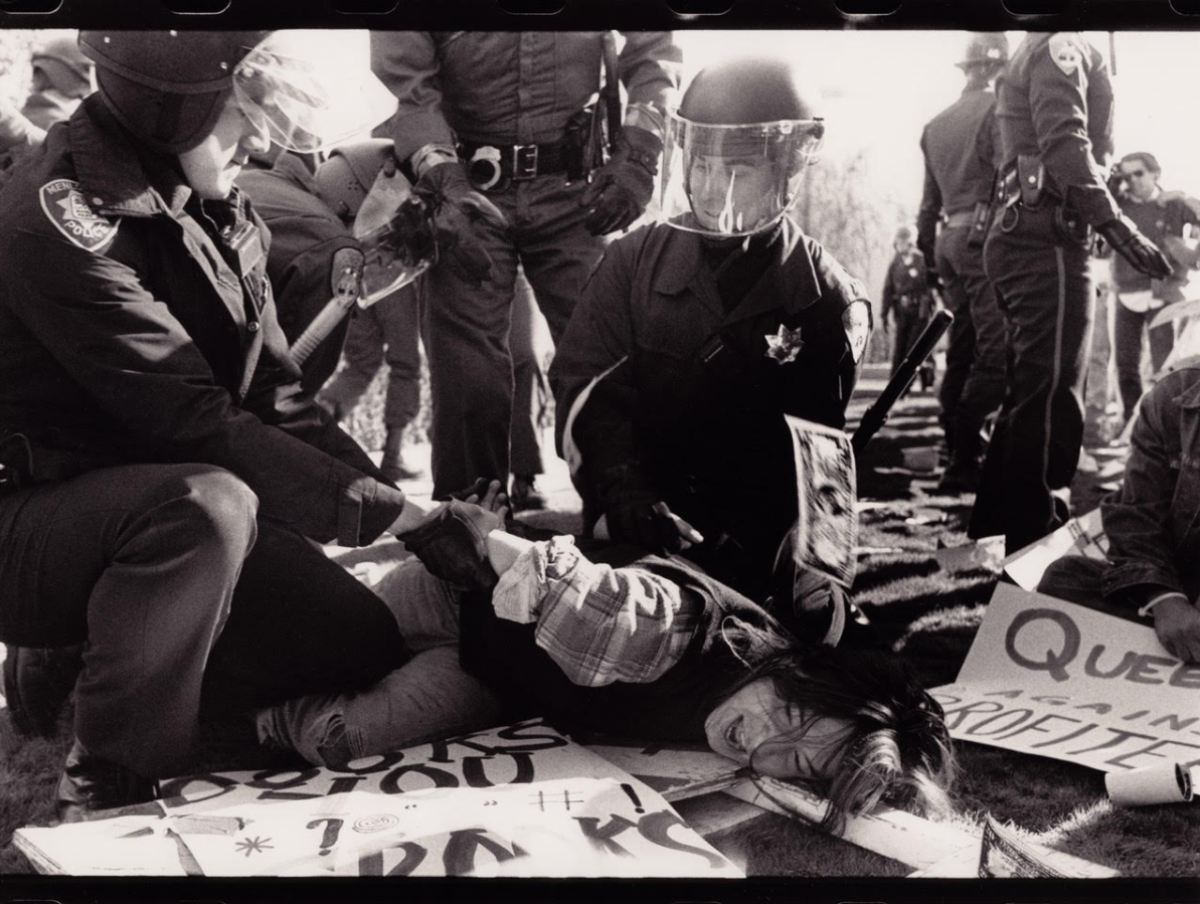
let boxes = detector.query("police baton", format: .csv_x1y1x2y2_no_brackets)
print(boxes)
850,308,954,457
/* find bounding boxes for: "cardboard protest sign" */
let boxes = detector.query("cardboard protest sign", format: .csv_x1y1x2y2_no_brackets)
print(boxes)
932,584,1200,774
784,415,857,588
14,719,741,878
1003,508,1108,592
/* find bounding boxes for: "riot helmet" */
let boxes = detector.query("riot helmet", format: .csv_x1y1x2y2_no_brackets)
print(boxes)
79,30,396,155
314,138,396,221
31,36,95,99
956,33,1009,70
660,57,825,237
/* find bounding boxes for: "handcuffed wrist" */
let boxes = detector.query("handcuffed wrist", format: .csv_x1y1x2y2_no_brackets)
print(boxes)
1138,591,1190,618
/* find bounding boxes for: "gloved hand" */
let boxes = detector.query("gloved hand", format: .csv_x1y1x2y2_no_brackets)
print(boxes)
580,125,662,236
1096,217,1173,279
395,499,502,591
412,161,509,286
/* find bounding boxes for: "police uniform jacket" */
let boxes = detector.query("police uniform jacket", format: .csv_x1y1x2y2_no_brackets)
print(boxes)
551,217,869,552
996,33,1119,227
916,85,999,262
237,153,363,393
0,96,405,547
370,31,682,156
880,251,932,321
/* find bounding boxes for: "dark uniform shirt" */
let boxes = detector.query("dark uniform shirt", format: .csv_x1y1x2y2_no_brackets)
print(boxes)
917,86,999,262
0,96,404,547
880,250,932,321
1114,194,1200,293
370,31,683,156
237,153,364,393
995,32,1118,227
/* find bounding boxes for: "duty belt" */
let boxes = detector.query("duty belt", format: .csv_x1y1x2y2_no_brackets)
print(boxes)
945,210,976,228
460,140,568,188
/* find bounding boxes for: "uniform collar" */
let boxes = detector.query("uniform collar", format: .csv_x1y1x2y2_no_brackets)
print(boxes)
656,217,823,322
68,95,192,219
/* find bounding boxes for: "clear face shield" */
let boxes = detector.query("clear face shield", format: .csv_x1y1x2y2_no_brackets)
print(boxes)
232,30,398,154
659,112,825,237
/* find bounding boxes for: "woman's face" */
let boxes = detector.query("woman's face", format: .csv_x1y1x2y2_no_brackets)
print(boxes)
703,677,851,780
178,95,271,200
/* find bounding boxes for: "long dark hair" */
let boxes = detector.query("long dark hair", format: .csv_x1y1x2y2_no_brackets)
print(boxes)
716,635,956,833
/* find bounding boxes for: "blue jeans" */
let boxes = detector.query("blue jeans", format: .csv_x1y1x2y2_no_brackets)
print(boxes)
256,558,505,766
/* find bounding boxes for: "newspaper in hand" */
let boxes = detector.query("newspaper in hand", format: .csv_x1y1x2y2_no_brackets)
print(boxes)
784,415,857,589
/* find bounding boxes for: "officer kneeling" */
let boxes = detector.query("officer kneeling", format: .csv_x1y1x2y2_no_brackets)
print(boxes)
0,31,441,820
551,57,874,644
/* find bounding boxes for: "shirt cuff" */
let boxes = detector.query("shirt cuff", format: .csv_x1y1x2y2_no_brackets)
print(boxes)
624,103,666,142
491,536,581,624
1138,591,1191,618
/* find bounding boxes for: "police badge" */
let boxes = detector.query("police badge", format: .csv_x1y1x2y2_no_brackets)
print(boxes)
39,179,119,253
765,323,804,364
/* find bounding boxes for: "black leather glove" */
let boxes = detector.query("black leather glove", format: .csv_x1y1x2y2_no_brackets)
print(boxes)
395,500,499,591
1096,217,1173,280
412,162,509,286
580,125,662,236
606,492,685,555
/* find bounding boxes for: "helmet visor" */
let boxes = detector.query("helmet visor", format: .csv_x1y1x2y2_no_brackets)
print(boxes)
353,173,436,304
233,31,397,153
660,111,825,237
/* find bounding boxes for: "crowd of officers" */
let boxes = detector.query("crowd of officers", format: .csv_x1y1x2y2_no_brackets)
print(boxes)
0,27,1190,822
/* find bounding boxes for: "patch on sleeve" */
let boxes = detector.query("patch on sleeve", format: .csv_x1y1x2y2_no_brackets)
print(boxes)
1048,33,1085,78
330,246,365,297
842,299,872,364
38,179,119,252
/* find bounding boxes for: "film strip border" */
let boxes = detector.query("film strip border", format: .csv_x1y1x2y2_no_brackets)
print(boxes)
3,0,1200,29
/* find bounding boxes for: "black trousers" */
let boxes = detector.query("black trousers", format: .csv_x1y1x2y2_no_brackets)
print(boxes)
935,224,1007,466
970,204,1094,553
1113,296,1175,423
0,463,408,777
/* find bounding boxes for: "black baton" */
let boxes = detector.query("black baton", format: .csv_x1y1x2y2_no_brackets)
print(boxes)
851,308,954,457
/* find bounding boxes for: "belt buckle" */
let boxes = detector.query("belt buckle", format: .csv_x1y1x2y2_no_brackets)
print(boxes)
512,144,539,181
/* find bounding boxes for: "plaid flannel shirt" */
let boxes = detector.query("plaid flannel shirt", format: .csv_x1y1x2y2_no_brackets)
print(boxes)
491,536,702,688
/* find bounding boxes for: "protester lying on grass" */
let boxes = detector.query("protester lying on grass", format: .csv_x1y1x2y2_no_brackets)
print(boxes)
1039,363,1200,663
256,486,955,833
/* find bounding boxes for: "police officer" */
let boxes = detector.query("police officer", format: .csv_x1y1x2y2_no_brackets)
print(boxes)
552,57,872,642
968,33,1171,553
880,226,935,392
0,31,438,818
22,36,96,132
917,33,1008,492
370,31,682,499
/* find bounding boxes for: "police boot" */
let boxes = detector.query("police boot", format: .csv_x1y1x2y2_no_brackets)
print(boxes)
56,740,156,823
3,643,85,737
380,427,422,483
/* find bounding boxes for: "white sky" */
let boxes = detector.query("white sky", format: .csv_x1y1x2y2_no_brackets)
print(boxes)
676,30,1200,224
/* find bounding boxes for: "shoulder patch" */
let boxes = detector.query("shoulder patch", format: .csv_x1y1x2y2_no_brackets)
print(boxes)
842,299,872,365
1047,33,1085,78
38,179,119,253
331,246,365,297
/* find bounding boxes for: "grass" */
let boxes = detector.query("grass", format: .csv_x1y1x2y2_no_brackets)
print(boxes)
2,370,1198,879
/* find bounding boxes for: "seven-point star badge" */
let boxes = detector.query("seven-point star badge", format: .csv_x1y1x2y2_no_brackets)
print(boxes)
765,323,804,364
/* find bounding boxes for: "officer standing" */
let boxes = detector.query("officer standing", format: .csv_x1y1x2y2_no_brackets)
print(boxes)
880,226,935,392
917,33,1008,492
0,31,438,818
968,33,1171,553
552,57,872,643
21,36,96,132
370,31,682,499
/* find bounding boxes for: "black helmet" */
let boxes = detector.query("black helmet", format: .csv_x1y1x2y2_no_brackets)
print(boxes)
31,36,95,99
679,57,820,126
957,33,1009,69
661,57,825,237
79,30,269,153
